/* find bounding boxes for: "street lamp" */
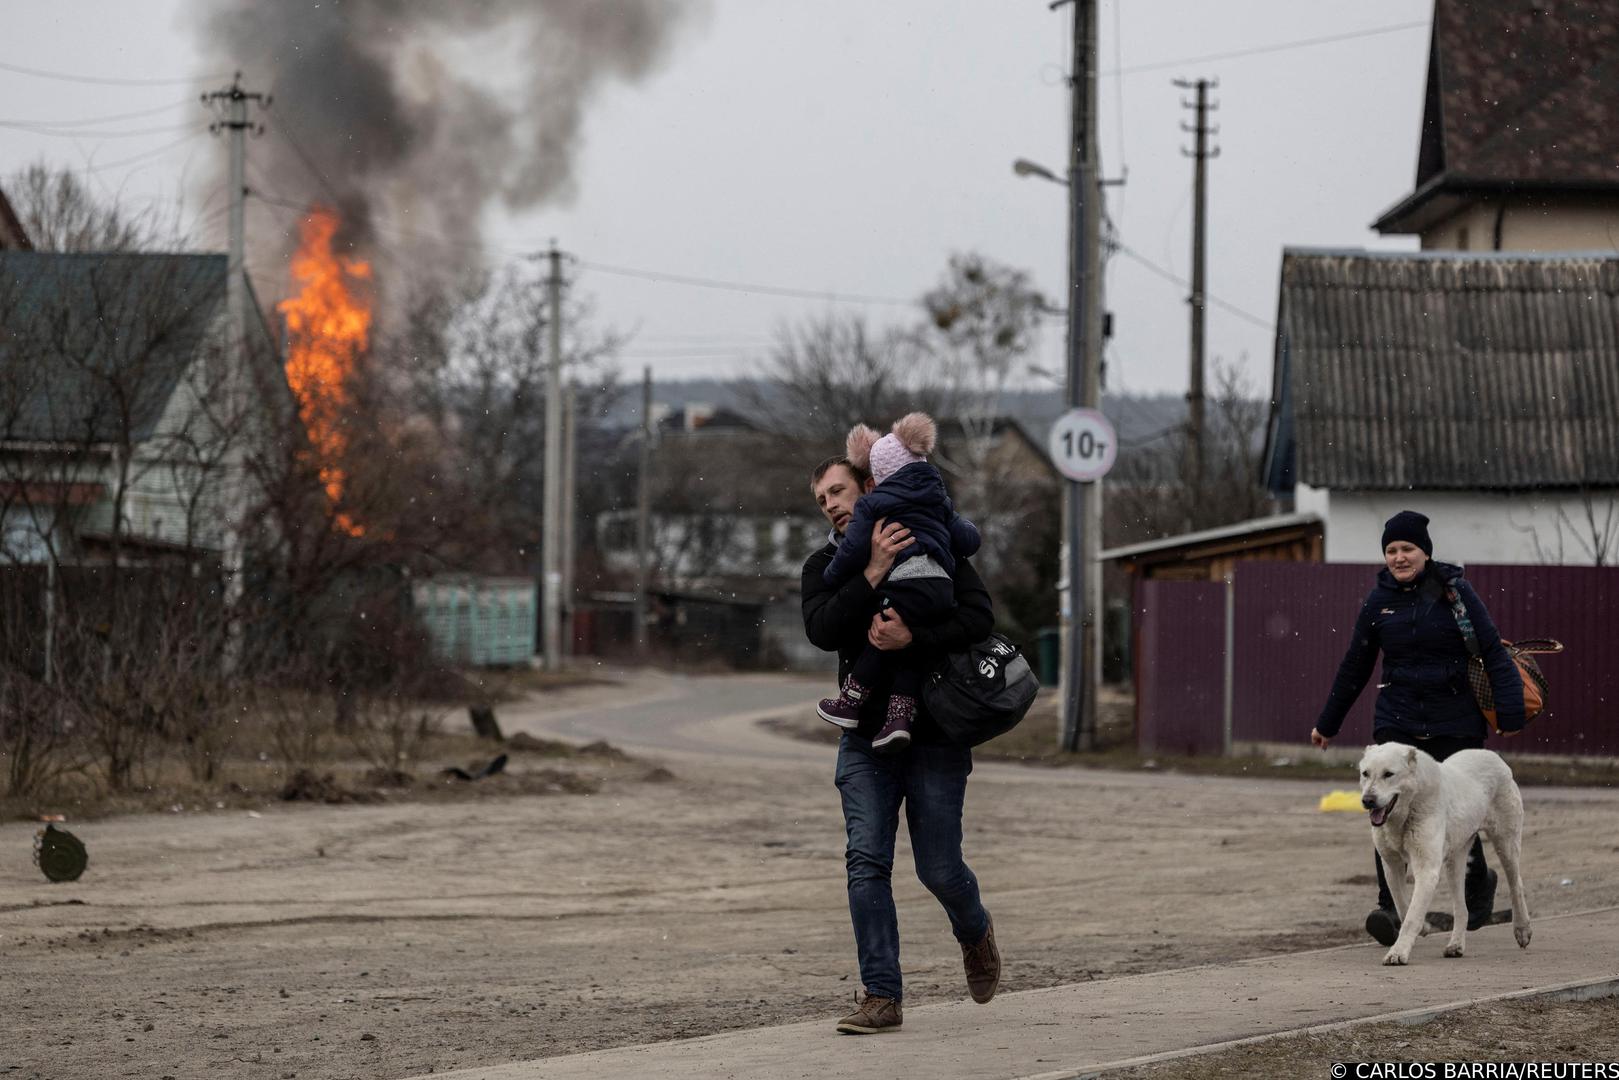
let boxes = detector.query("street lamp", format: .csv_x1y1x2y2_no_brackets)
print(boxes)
1013,158,1068,186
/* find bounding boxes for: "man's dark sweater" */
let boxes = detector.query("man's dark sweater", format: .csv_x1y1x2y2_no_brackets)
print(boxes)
801,539,994,743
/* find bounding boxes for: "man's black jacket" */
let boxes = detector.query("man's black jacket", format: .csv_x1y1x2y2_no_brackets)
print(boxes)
801,539,994,743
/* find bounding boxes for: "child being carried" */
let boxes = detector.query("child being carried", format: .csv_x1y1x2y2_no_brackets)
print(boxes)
817,412,981,752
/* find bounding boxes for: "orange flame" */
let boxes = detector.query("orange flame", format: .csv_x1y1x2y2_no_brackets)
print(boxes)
279,206,371,536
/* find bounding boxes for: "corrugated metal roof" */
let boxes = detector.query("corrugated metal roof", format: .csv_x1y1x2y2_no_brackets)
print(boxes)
0,252,226,444
1268,248,1619,492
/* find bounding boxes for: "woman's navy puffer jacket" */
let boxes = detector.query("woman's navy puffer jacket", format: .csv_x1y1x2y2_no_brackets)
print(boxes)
1316,561,1525,740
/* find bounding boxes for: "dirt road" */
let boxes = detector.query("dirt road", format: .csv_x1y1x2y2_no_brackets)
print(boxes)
4,670,1617,1080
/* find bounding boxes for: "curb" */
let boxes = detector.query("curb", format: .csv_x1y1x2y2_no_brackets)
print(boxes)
1017,974,1619,1080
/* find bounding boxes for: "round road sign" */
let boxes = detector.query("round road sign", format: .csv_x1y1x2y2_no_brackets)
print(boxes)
1047,407,1117,482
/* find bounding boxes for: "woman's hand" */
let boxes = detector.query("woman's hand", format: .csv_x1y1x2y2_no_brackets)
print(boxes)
868,608,914,651
1310,728,1331,749
863,518,915,588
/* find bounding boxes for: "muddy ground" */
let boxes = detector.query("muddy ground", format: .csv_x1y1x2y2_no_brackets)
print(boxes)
3,671,1617,1079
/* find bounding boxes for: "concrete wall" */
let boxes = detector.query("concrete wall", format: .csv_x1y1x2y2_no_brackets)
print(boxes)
1300,483,1619,566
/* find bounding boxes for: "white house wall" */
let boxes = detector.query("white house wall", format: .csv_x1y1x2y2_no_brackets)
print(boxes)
1314,486,1619,566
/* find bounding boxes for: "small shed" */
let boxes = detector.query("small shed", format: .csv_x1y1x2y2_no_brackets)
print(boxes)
1101,513,1324,582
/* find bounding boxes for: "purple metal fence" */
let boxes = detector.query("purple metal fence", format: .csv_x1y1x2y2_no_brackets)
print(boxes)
1135,579,1227,756
1226,563,1619,758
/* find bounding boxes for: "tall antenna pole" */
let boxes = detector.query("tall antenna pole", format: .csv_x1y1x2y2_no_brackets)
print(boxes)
542,243,565,670
1175,77,1218,513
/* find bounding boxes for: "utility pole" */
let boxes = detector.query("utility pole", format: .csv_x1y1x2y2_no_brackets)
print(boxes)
541,243,565,671
203,73,268,671
561,382,578,659
1175,77,1218,507
633,366,653,660
1057,0,1104,753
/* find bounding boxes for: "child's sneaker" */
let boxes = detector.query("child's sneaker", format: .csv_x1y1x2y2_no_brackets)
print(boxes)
818,676,871,730
871,694,915,753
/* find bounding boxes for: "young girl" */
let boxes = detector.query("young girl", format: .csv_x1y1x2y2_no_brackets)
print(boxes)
817,413,981,751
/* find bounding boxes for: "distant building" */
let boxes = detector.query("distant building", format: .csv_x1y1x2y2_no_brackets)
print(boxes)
591,406,1060,668
1263,248,1619,566
1373,0,1619,251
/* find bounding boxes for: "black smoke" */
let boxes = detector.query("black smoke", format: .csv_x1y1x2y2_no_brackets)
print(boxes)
192,0,705,284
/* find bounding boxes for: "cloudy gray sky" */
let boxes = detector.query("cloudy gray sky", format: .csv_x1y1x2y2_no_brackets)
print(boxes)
0,1,1430,399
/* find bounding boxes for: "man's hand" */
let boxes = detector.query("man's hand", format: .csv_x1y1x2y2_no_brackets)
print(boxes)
868,607,914,651
863,518,915,588
1310,728,1331,749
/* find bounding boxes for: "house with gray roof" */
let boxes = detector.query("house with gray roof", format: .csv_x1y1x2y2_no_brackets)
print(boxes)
1263,248,1619,565
0,251,284,566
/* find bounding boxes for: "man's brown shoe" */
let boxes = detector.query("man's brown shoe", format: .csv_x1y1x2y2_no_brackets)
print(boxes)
835,993,902,1034
961,914,1000,1003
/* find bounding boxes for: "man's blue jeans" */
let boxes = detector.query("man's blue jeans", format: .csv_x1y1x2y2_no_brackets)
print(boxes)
834,732,989,1002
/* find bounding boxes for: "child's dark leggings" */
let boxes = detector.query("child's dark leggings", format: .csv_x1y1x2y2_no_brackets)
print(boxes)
850,575,956,699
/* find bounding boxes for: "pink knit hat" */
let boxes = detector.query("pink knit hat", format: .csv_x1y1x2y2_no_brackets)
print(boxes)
846,412,937,487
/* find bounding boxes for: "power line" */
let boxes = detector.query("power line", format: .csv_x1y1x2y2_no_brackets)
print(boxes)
0,99,194,129
77,130,209,175
1114,243,1271,330
0,120,206,140
0,57,230,88
578,259,919,309
1103,20,1427,78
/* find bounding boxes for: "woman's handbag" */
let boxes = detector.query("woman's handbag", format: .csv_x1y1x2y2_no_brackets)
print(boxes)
1443,586,1561,734
922,633,1041,747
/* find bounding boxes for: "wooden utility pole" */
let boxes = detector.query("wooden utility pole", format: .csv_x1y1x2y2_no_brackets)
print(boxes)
541,244,565,670
633,366,653,659
1056,0,1104,753
561,382,578,658
1175,77,1218,504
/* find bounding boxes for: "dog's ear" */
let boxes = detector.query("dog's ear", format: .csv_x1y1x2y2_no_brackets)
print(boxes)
1405,747,1418,766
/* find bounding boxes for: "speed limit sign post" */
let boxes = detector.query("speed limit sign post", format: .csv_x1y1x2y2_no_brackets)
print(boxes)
1048,407,1117,482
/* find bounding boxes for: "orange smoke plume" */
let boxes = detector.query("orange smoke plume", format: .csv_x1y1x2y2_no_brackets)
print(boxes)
278,206,371,536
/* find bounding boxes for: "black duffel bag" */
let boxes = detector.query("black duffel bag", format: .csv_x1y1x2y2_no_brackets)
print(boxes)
923,633,1041,747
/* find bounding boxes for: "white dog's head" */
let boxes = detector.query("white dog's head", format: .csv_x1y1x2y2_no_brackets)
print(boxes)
1358,743,1428,828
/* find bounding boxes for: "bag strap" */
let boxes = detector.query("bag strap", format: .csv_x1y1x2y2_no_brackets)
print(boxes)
1443,584,1482,659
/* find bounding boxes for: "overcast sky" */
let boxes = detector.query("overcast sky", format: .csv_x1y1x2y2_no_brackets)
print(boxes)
0,1,1431,400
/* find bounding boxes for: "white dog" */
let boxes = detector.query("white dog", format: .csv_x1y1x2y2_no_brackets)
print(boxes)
1358,743,1532,965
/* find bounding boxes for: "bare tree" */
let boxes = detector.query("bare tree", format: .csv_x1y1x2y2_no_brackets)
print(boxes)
1106,361,1274,546
1517,487,1619,567
8,162,178,253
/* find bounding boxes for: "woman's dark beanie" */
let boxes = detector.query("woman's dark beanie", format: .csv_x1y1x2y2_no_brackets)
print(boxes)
1381,510,1433,556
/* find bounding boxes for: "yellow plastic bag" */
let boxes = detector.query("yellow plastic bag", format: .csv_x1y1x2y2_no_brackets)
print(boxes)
1318,790,1363,813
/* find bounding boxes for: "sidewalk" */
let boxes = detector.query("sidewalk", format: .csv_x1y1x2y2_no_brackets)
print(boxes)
410,907,1619,1080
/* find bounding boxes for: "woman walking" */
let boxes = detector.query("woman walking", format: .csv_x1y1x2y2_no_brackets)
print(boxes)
1309,510,1526,945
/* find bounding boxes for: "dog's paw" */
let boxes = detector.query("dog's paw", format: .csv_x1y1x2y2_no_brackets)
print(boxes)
1515,926,1532,949
1443,942,1465,958
1382,947,1409,966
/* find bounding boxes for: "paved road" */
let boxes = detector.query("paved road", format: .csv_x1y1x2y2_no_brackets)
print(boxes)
499,669,834,762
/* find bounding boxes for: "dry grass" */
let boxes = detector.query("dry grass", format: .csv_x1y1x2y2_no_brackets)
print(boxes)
0,693,646,824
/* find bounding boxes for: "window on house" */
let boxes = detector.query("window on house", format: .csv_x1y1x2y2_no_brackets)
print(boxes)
1457,226,1470,251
